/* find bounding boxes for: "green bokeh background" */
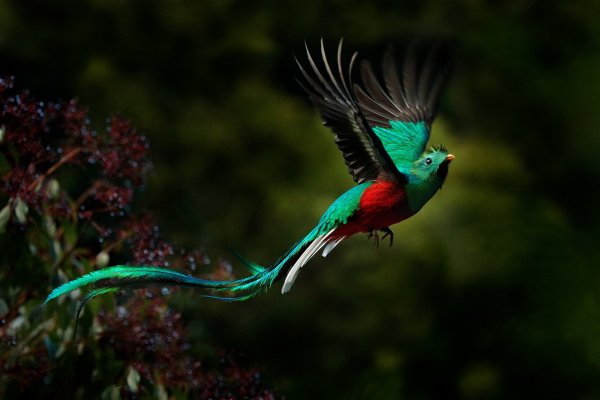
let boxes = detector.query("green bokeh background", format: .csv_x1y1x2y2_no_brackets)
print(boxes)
2,1,600,398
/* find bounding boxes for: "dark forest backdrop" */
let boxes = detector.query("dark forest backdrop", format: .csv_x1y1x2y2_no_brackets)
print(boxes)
1,1,600,399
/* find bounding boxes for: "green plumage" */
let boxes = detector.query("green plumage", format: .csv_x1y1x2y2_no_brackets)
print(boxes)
45,265,233,305
44,183,370,307
373,121,430,173
317,182,371,231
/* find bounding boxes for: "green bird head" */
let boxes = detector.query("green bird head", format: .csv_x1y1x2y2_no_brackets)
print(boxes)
413,145,454,182
406,146,454,212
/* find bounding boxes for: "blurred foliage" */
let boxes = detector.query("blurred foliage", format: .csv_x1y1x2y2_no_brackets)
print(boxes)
1,0,600,399
0,78,277,398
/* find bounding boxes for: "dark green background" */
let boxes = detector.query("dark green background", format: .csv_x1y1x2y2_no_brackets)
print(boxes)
2,1,600,398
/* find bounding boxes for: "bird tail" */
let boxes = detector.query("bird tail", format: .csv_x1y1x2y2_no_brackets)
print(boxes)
44,225,345,312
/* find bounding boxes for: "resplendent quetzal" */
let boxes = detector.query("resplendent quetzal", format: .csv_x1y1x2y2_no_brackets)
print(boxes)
45,39,454,312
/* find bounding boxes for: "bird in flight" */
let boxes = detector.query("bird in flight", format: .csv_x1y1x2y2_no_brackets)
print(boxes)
45,39,454,315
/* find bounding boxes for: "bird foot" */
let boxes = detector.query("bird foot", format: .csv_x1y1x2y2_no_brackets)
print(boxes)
367,228,393,247
368,230,380,247
381,227,394,247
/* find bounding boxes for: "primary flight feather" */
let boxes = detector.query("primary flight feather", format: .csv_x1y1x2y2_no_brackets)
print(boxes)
45,39,454,315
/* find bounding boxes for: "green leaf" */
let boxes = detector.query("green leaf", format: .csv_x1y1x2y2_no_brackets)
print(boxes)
0,298,8,317
155,384,168,400
44,215,57,237
8,315,28,334
49,239,63,263
62,221,78,248
95,251,110,268
45,178,60,200
44,335,59,360
0,202,10,234
14,197,28,224
101,385,120,400
126,365,141,393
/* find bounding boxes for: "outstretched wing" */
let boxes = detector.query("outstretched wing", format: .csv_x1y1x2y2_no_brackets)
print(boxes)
355,43,453,172
297,39,406,184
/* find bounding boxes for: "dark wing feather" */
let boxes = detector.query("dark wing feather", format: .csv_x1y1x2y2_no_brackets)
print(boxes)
297,39,406,184
356,42,453,129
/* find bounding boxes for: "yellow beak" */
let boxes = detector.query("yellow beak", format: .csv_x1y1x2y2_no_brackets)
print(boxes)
445,154,455,162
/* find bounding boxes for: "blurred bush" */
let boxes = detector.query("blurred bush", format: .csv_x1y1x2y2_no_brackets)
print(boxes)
0,77,278,399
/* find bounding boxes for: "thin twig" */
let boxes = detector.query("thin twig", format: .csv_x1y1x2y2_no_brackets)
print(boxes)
27,147,83,191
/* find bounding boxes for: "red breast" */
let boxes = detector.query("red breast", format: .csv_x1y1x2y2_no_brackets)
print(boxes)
334,181,414,237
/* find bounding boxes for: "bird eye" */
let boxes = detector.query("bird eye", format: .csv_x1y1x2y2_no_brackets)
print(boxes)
425,157,432,165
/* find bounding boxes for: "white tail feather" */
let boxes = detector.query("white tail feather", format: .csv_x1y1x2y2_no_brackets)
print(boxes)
281,229,335,294
322,236,345,257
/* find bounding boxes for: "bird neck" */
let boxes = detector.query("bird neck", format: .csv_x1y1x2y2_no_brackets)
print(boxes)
405,173,444,212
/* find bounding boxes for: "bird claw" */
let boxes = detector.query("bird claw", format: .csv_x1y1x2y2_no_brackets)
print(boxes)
368,228,393,248
381,227,394,247
368,230,380,247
